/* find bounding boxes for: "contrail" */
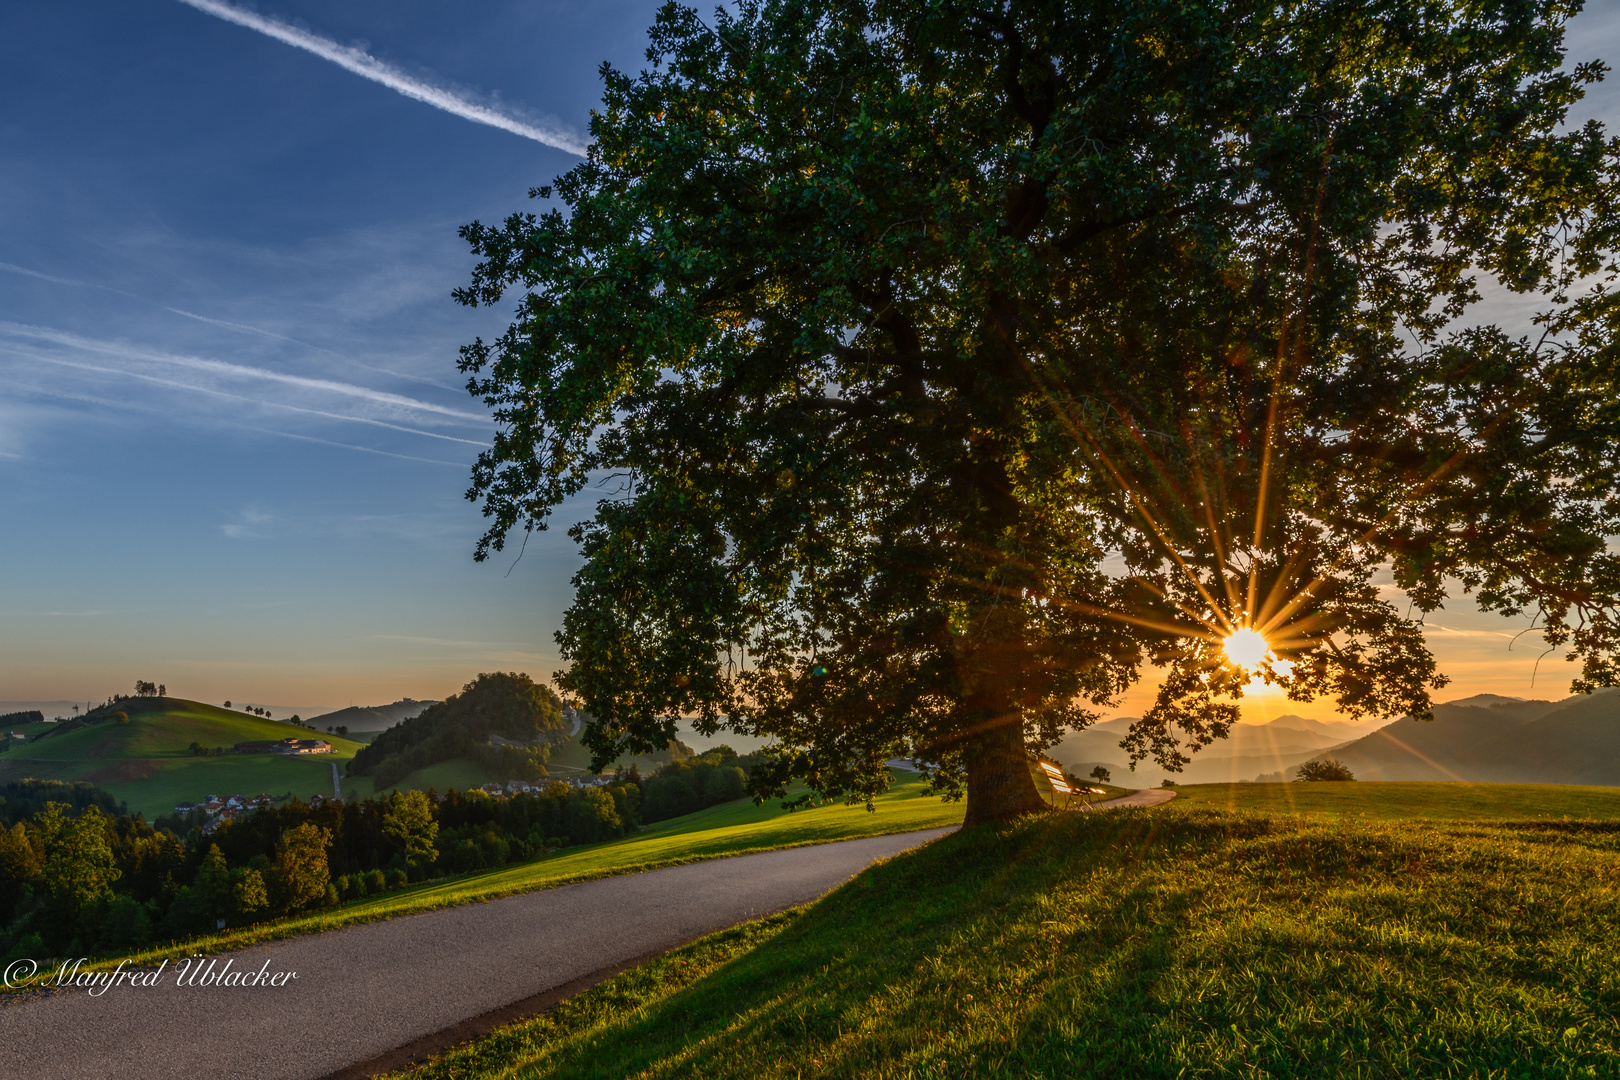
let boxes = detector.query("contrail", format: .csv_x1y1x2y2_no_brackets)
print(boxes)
174,0,587,156
0,321,487,423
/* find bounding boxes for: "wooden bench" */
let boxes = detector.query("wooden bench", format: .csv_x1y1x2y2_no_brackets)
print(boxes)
1037,760,1107,809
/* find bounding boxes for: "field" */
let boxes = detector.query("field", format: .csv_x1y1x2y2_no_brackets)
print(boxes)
397,798,1620,1080
1170,781,1620,820
0,699,365,818
76,768,967,972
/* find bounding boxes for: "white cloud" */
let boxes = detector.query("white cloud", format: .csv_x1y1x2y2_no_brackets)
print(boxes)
173,0,588,155
0,321,484,423
221,507,275,539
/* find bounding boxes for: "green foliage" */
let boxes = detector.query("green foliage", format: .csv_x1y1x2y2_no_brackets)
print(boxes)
382,790,440,871
271,823,332,913
640,747,756,823
0,710,44,726
0,822,41,924
35,803,120,920
0,779,121,827
193,844,234,919
409,809,1620,1079
96,895,151,953
232,868,268,919
350,672,564,788
455,0,1620,825
1296,758,1356,782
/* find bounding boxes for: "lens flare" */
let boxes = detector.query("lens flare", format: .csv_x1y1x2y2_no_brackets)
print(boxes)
1222,627,1271,672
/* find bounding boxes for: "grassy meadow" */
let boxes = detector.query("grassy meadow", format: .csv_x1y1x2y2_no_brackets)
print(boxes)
0,699,366,818
1171,780,1620,820
392,783,1620,1080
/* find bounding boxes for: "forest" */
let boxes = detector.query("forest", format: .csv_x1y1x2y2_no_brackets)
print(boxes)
0,746,759,962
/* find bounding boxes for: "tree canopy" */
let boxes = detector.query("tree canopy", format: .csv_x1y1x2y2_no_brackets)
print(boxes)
348,672,566,788
456,0,1620,823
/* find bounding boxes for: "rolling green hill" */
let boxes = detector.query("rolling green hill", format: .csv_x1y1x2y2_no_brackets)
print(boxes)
399,796,1620,1080
0,698,366,819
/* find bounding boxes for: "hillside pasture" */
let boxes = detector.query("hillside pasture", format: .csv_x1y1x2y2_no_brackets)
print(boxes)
397,806,1620,1080
0,699,364,818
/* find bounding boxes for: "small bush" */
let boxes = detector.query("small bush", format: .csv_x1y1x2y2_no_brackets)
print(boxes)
1297,758,1356,782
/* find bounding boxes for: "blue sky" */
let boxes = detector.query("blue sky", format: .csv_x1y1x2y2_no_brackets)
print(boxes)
0,0,1616,719
0,0,665,713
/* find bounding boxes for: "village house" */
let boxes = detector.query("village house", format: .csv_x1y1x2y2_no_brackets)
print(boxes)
274,737,332,755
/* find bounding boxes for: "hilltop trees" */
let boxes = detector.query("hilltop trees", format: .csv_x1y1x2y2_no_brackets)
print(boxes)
349,672,566,788
455,0,1620,824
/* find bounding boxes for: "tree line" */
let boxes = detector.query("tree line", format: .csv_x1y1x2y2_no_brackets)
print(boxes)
0,746,761,964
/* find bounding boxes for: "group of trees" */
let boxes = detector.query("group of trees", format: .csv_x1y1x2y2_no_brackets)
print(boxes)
638,747,756,823
0,774,647,964
133,681,166,698
349,673,566,789
454,0,1620,824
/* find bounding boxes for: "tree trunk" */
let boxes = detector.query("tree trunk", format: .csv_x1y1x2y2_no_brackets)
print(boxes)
962,715,1047,826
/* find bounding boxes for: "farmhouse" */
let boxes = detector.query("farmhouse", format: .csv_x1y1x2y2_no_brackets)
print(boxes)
274,737,332,755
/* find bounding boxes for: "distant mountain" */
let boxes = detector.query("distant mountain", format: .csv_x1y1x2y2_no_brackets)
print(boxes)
307,698,438,732
1324,690,1619,783
1048,712,1390,787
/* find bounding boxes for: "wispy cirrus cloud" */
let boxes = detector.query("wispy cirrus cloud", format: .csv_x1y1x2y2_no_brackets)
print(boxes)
0,320,481,465
173,0,588,155
0,321,483,423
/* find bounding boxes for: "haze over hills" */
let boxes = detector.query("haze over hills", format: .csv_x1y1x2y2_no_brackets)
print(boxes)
1323,689,1620,784
1048,711,1389,787
1047,690,1620,787
307,698,439,735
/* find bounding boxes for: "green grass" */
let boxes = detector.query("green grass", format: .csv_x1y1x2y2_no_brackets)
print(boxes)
1170,781,1620,820
399,804,1620,1080
23,769,964,981
0,699,364,818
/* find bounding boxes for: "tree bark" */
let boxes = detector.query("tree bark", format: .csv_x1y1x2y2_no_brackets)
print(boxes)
962,715,1048,826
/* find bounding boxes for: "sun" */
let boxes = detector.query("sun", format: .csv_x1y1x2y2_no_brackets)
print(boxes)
1221,627,1272,673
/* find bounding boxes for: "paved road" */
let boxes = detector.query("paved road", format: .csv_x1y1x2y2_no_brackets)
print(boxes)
0,828,954,1080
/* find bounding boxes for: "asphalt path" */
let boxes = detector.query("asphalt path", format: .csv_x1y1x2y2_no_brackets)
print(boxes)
0,828,954,1080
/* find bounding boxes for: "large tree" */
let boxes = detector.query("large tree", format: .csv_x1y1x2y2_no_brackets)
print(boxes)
455,0,1620,824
